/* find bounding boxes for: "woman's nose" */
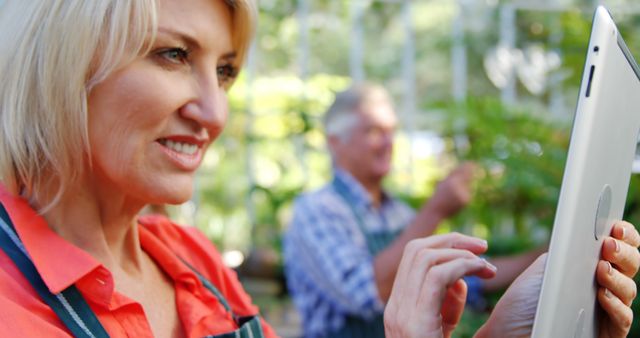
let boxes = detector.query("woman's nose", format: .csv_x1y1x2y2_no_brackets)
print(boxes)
180,74,228,133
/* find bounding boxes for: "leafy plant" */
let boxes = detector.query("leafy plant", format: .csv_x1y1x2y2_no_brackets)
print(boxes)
436,97,570,254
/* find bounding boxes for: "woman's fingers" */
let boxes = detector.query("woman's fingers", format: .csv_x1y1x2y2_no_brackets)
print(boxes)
393,248,492,325
596,221,639,338
397,248,478,319
385,235,496,338
389,233,488,316
596,260,637,306
386,255,490,338
597,287,634,337
605,221,640,277
601,237,640,277
416,256,495,320
441,279,468,337
403,233,488,257
611,221,640,248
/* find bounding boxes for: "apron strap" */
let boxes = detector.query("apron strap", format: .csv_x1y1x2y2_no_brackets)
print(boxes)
0,202,265,338
178,258,233,313
178,257,266,337
331,178,369,236
331,177,401,254
0,203,109,338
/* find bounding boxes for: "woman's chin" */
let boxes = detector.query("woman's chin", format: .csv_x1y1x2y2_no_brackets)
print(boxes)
143,179,194,205
162,195,192,206
163,189,193,205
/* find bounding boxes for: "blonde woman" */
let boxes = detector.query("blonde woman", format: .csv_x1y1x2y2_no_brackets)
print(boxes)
0,1,275,337
0,1,637,338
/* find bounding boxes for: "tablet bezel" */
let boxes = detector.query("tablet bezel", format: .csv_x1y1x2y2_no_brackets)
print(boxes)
531,6,640,338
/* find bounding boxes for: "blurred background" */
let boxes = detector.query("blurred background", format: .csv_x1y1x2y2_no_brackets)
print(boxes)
163,0,640,336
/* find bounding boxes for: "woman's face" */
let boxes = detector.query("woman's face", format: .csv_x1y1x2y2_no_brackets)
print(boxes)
87,0,236,205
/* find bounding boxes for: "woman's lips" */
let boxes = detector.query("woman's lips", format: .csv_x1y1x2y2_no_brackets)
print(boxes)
157,137,205,171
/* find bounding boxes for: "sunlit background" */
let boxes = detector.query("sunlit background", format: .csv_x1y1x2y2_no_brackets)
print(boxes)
159,0,640,336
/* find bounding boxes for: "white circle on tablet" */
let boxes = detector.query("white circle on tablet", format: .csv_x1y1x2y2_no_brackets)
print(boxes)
594,185,612,241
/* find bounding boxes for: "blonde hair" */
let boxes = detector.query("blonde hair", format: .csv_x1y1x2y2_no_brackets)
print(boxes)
0,0,256,208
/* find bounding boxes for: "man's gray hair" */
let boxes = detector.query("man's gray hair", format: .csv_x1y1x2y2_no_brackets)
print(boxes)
323,83,391,141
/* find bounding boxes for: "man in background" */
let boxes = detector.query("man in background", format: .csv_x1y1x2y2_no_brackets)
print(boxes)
283,83,542,338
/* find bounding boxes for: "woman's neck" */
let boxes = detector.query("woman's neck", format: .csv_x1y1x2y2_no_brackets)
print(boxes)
33,181,146,275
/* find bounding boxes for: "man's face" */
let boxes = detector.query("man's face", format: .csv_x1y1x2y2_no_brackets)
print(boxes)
334,99,397,184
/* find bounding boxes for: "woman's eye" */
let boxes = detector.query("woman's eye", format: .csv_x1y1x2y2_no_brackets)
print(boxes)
217,64,238,87
157,47,190,64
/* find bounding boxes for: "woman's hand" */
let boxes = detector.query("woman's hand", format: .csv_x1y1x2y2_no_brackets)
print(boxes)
476,221,640,338
383,233,497,338
474,254,547,338
597,221,640,338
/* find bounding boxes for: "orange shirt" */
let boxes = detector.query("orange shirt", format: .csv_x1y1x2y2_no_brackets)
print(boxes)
0,187,278,338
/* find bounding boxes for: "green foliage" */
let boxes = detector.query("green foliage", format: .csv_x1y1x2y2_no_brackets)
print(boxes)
623,175,640,334
194,74,351,253
452,310,490,338
435,97,570,254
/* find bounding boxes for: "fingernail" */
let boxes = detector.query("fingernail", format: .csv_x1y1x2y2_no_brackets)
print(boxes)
607,261,613,275
483,258,497,272
604,288,613,298
481,239,488,247
614,239,620,253
621,226,626,240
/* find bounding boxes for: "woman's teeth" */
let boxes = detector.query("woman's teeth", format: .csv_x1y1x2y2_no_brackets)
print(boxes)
161,139,198,155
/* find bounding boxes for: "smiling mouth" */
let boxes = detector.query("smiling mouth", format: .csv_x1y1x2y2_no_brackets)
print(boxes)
158,138,199,155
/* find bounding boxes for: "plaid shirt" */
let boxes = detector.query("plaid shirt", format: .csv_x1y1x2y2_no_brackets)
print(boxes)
283,169,415,338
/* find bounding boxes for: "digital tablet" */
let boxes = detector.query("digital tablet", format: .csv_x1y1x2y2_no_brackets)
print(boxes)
531,6,640,338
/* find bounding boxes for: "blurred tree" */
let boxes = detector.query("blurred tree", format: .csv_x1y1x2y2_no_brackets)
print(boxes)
437,97,570,254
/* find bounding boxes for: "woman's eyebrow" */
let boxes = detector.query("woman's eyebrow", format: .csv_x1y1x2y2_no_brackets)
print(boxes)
220,52,237,62
157,27,201,49
156,27,237,61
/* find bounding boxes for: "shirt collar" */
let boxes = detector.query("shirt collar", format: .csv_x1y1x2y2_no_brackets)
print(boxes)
137,216,202,289
0,185,101,294
332,167,391,208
